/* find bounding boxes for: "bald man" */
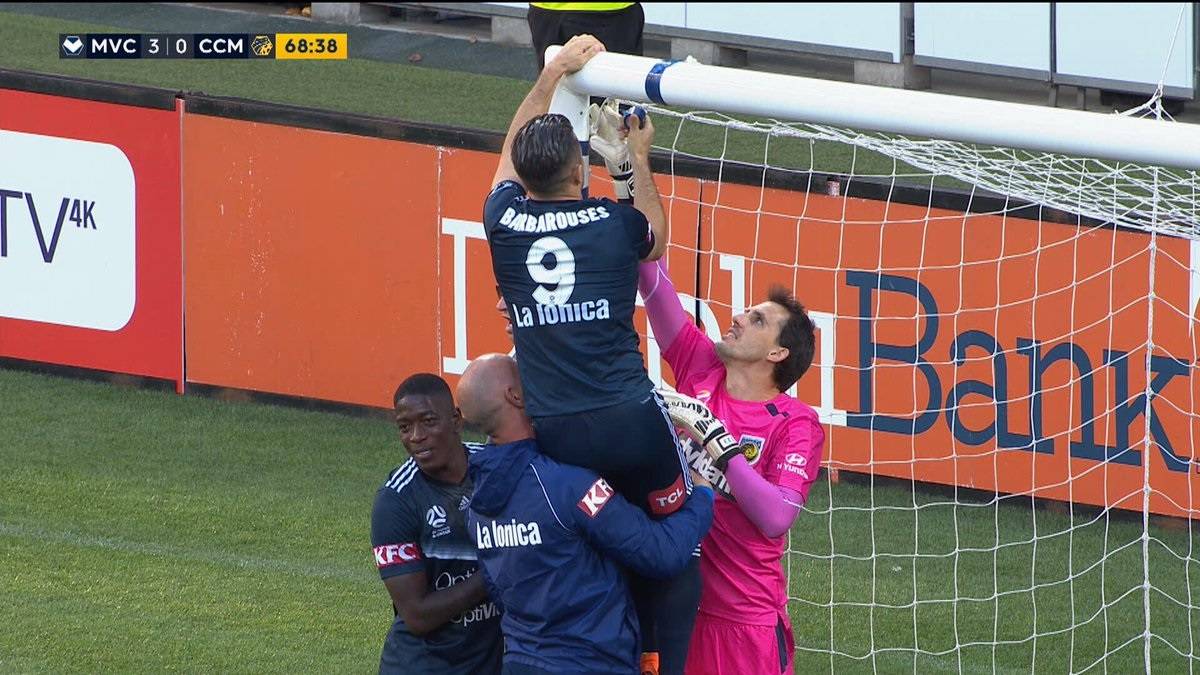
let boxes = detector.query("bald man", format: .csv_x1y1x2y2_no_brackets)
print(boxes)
458,354,714,675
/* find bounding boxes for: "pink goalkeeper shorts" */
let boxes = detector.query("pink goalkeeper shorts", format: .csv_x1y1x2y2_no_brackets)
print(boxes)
684,611,794,675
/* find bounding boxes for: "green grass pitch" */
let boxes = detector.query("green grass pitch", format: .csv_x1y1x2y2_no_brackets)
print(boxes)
1,367,1195,672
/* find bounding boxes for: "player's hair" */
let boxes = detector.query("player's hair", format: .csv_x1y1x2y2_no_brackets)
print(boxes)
393,373,455,411
512,113,579,195
768,286,816,392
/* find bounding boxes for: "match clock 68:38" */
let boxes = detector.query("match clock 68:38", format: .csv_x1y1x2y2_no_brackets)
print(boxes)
276,33,347,60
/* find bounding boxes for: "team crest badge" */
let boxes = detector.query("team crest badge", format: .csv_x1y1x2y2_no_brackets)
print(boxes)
738,435,765,465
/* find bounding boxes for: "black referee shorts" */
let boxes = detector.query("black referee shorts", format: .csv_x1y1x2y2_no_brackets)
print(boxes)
533,391,691,517
527,3,645,71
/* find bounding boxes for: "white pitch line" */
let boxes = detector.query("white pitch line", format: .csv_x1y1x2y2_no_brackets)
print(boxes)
0,521,374,583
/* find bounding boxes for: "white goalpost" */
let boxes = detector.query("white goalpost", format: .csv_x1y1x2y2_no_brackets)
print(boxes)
548,48,1200,672
550,50,1200,170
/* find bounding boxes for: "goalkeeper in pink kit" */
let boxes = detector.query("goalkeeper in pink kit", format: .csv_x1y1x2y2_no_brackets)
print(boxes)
638,257,825,674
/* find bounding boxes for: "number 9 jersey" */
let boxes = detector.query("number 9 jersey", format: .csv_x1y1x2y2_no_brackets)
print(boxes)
484,180,655,417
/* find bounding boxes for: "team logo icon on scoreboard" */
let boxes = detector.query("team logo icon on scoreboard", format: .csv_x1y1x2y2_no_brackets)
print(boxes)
251,35,274,58
60,34,85,57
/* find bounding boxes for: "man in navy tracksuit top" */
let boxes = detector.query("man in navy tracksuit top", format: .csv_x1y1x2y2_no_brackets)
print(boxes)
457,354,714,675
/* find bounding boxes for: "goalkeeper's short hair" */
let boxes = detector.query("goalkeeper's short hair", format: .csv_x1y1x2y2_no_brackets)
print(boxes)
769,286,816,391
512,113,579,194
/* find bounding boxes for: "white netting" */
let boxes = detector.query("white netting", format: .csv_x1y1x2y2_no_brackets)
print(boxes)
656,106,1200,238
632,99,1200,672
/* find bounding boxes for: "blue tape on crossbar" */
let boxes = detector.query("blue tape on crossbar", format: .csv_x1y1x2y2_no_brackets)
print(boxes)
644,60,679,104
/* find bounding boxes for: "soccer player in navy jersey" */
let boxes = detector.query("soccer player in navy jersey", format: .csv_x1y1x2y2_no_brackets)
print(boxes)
482,34,696,675
370,374,502,674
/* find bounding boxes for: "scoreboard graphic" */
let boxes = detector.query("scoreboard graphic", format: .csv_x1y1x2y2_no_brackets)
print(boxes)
59,33,348,60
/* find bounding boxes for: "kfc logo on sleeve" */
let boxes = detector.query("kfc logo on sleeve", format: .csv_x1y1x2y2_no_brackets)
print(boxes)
577,478,615,518
373,543,422,569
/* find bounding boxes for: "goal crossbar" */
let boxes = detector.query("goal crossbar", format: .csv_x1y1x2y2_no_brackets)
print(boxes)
546,48,1200,171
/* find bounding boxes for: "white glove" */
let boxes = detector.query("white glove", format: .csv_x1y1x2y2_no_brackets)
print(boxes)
588,98,634,201
682,437,733,499
660,389,742,471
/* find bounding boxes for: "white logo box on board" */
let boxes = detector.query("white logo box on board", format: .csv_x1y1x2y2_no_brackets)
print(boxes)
0,130,135,331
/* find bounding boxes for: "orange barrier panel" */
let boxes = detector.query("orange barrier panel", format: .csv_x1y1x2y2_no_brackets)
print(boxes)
183,115,441,408
180,115,1197,516
184,129,702,407
699,181,1198,517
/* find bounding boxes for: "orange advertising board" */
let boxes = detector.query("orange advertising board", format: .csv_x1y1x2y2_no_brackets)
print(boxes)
183,114,442,407
180,117,1198,516
699,182,1198,517
429,162,1199,516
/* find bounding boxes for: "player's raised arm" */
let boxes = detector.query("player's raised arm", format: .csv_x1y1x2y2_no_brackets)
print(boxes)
492,35,605,187
571,475,714,579
625,112,668,261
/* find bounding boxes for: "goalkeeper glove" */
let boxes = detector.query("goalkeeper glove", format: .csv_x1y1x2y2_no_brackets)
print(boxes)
660,389,742,472
588,99,636,201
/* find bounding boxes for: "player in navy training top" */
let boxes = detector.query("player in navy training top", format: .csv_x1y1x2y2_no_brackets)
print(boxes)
370,374,502,674
457,353,715,675
483,35,699,675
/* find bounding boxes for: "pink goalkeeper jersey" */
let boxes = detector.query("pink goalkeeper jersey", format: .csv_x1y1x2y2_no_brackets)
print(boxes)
663,321,825,625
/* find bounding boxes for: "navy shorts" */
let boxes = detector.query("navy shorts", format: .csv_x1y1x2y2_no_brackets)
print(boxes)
533,391,691,516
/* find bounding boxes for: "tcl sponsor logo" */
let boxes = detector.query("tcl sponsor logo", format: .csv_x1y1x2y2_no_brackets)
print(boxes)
650,476,687,515
577,478,615,518
373,543,421,568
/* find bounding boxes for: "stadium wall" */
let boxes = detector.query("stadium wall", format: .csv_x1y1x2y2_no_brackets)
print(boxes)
1,71,1196,517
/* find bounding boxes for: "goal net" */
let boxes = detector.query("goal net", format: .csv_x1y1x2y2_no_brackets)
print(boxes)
554,51,1200,672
